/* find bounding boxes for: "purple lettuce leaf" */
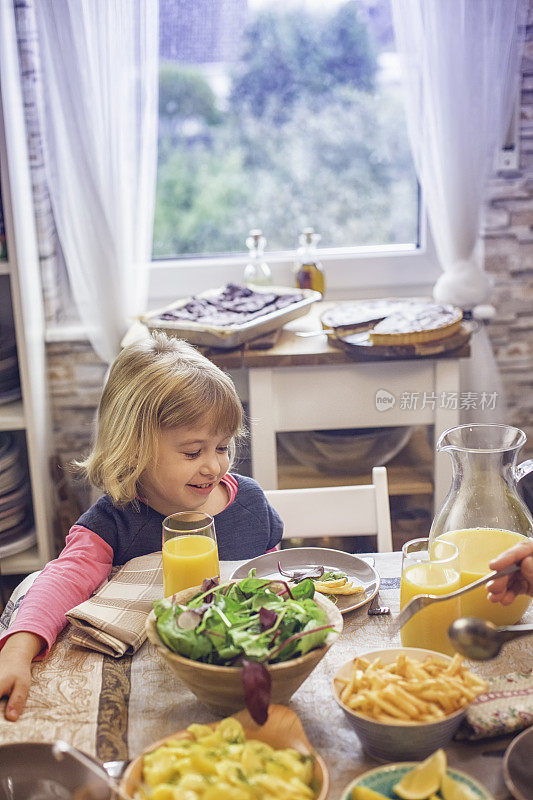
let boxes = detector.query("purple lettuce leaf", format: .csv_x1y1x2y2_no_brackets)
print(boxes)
259,607,278,631
201,576,219,601
241,660,272,725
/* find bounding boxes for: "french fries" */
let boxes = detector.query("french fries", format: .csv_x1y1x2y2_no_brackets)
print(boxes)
335,652,488,723
314,577,365,595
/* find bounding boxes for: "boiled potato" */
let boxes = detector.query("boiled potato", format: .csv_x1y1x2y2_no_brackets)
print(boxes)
136,718,316,800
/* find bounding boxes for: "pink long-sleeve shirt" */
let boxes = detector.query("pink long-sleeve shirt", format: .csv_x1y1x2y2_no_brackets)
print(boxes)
0,474,243,658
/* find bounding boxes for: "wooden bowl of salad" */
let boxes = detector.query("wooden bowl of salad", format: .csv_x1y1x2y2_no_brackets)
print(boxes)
120,705,329,800
146,576,343,720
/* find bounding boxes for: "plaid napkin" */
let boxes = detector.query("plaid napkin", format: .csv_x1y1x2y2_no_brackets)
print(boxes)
66,552,163,657
456,670,533,740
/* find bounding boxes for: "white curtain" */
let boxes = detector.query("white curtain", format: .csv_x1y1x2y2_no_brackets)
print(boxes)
391,0,527,308
33,0,159,363
391,0,527,422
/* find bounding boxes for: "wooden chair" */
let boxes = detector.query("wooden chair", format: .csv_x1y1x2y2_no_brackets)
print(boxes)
265,466,393,552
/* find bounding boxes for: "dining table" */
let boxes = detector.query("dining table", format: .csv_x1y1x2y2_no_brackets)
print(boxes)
1,550,532,800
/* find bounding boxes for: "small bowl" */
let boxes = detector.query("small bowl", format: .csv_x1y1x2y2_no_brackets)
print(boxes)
120,704,329,800
340,762,492,800
503,726,533,800
146,583,343,715
278,426,413,473
0,742,112,799
332,647,469,761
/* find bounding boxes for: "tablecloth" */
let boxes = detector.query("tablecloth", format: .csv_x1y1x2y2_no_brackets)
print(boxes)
1,552,532,800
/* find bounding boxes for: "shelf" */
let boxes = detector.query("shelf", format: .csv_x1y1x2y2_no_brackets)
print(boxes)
277,428,433,496
0,399,24,430
0,20,55,584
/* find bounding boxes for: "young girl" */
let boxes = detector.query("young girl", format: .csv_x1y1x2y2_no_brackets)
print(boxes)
0,333,282,720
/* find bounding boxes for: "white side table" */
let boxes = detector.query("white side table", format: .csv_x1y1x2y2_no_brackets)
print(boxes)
247,356,461,510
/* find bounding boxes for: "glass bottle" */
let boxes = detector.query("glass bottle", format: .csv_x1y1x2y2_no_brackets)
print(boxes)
294,227,325,296
428,423,533,626
243,229,272,286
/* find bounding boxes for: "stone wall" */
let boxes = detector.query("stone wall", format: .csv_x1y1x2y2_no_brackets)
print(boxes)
47,342,107,524
45,11,533,541
483,4,533,459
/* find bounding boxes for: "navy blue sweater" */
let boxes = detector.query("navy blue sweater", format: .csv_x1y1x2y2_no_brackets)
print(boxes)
77,474,283,564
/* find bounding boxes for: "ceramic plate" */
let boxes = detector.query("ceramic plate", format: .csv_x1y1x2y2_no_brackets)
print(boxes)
0,483,30,512
340,763,493,800
229,547,379,614
0,462,25,494
0,526,36,558
0,387,21,405
504,726,533,800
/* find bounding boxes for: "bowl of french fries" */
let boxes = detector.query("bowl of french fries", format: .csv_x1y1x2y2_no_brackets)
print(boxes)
332,648,488,761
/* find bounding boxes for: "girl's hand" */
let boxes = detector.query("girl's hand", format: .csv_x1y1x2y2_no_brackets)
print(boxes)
0,632,44,720
487,541,533,606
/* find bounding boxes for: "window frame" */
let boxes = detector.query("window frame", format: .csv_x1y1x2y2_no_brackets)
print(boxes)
152,7,437,307
148,208,440,308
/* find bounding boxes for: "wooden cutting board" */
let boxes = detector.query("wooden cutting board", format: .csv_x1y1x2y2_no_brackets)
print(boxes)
335,322,474,360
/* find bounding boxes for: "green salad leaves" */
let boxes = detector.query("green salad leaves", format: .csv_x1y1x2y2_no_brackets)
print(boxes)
153,571,337,724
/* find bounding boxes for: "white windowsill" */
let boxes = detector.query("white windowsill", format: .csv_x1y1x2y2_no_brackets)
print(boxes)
149,244,440,305
46,324,92,342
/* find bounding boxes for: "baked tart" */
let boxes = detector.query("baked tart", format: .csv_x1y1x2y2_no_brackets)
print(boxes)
320,299,405,335
369,303,463,345
321,299,463,345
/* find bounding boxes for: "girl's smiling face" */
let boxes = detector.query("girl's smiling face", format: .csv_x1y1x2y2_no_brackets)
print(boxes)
138,423,232,516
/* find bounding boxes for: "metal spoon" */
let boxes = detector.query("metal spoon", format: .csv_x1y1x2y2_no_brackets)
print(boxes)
448,616,533,660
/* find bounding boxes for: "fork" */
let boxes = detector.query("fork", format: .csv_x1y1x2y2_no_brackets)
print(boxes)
368,593,390,615
390,563,521,633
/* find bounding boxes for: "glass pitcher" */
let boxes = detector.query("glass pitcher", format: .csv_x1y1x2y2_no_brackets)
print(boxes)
429,423,533,625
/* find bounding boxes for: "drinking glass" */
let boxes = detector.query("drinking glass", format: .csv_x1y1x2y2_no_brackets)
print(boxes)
162,511,220,596
400,537,460,656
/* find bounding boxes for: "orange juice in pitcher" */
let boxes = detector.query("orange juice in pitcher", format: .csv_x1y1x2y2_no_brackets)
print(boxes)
429,425,533,626
436,528,530,625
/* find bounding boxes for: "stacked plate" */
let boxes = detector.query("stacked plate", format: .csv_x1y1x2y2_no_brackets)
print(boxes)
0,328,21,405
0,432,34,557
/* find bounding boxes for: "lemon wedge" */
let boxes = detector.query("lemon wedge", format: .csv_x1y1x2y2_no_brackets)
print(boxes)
351,786,391,800
393,749,447,800
440,772,479,800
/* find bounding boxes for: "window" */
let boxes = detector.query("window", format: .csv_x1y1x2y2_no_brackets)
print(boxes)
154,0,420,264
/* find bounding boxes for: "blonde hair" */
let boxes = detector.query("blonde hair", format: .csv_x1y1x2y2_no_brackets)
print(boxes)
78,332,245,505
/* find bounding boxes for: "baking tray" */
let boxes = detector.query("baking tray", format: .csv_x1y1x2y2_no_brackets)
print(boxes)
140,285,322,349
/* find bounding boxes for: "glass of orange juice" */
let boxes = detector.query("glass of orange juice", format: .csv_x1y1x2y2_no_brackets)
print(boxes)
400,537,460,656
162,511,220,596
